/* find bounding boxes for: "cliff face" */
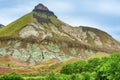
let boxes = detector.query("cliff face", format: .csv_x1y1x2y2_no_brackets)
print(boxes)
0,3,119,67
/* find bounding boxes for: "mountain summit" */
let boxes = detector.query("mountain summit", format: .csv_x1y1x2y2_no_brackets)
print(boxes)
33,3,56,16
33,3,49,11
33,3,57,23
0,3,119,68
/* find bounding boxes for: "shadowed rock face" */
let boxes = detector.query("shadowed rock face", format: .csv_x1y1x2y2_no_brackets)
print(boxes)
33,3,57,18
33,14,51,23
32,3,57,23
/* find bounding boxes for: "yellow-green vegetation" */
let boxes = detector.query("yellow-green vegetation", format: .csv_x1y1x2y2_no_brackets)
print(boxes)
49,16,62,28
0,56,16,66
33,11,47,18
42,23,50,30
54,58,80,72
89,52,109,59
0,72,24,80
52,32,72,41
49,16,64,32
86,33,94,45
0,13,33,36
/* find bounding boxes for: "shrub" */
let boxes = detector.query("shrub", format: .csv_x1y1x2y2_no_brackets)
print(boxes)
60,64,74,74
46,71,57,80
86,58,101,72
60,60,87,74
0,72,23,80
70,73,85,80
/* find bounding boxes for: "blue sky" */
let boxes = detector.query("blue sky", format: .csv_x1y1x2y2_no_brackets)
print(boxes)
0,0,120,41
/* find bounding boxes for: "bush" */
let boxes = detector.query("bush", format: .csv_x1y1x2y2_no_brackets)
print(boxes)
46,71,57,80
70,74,85,80
60,53,120,80
86,58,101,72
60,63,74,74
96,54,120,80
0,72,23,80
60,60,87,74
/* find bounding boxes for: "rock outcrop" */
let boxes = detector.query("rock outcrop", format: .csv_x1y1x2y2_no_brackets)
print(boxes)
33,3,49,11
33,3,57,18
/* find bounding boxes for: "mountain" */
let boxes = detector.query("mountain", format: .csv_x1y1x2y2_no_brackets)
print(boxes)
0,24,4,28
0,3,120,74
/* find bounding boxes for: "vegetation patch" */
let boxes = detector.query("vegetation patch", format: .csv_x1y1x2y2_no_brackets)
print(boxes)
0,13,32,37
60,52,120,80
69,48,78,55
47,42,60,52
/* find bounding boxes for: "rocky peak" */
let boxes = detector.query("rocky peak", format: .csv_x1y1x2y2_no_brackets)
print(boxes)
33,3,56,16
33,3,49,11
32,3,57,23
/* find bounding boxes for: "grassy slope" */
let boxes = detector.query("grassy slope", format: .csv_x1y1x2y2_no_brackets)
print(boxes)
81,26,116,43
0,13,33,37
0,56,15,66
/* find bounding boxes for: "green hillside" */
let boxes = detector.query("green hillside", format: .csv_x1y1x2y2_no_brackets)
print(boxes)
0,13,33,37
